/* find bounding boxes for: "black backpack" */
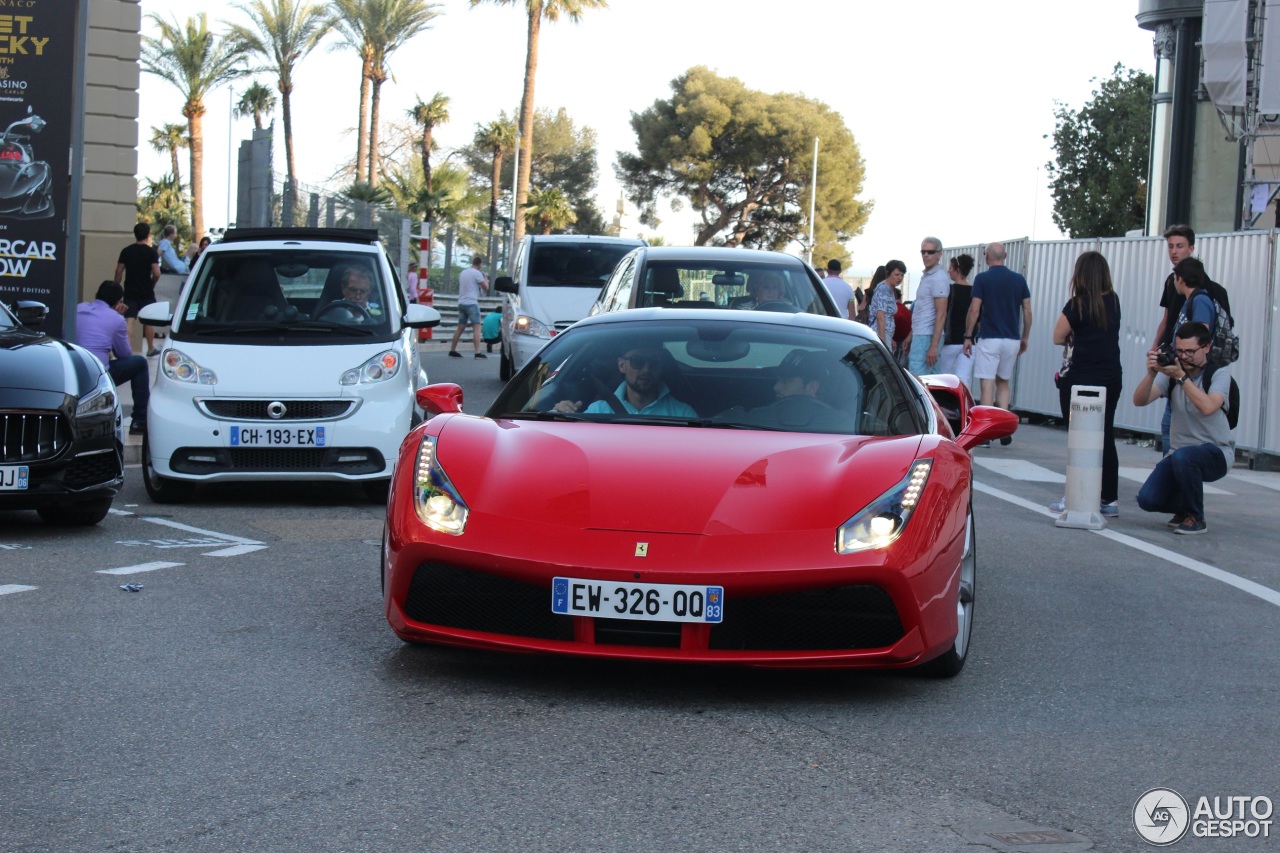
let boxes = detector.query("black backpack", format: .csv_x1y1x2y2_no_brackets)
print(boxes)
1202,364,1240,431
1191,288,1240,367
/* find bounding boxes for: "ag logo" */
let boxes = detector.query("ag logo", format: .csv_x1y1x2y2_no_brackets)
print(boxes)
1135,788,1190,845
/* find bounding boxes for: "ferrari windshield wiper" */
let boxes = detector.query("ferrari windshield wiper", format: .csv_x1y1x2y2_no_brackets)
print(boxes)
501,410,591,422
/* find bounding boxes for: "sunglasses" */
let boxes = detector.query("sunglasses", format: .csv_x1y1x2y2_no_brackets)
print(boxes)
920,249,940,255
623,354,662,370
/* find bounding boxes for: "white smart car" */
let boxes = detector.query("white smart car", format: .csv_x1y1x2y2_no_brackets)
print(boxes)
137,228,440,502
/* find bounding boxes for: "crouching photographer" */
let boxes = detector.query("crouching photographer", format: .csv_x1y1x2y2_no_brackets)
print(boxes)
1132,322,1233,535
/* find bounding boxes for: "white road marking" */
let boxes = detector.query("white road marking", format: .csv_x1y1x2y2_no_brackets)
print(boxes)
203,544,268,557
0,584,37,596
972,458,1065,483
136,516,264,546
109,508,135,516
96,561,185,576
1118,466,1232,495
974,481,1280,609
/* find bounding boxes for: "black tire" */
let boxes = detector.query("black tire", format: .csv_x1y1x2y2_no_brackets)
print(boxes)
37,499,112,526
142,433,195,504
918,511,976,678
499,344,513,381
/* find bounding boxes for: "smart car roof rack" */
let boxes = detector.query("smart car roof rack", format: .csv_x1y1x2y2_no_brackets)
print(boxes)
219,228,380,245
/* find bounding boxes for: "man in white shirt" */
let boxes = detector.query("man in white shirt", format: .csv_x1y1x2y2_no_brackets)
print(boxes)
821,259,857,320
909,236,950,376
449,253,489,358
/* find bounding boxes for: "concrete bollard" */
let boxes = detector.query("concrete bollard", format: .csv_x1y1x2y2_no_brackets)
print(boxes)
1055,385,1106,530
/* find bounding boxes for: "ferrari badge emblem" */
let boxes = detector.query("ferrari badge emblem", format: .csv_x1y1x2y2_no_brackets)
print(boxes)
634,543,649,557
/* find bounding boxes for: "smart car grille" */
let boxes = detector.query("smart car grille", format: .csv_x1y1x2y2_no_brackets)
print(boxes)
199,400,355,420
62,451,124,489
708,585,904,651
403,563,575,641
0,411,69,463
169,447,384,475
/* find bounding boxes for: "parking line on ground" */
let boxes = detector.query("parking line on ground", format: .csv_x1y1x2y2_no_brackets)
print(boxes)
0,584,37,596
974,480,1280,610
96,561,185,576
137,516,264,546
203,544,267,557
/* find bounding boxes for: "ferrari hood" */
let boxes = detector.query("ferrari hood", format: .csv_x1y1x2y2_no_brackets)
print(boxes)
434,416,925,534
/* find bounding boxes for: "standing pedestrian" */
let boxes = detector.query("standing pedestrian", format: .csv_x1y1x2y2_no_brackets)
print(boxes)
449,253,489,359
114,222,161,357
869,260,906,349
909,237,950,375
1047,251,1123,517
1133,321,1233,534
893,286,912,367
821,259,857,320
75,281,149,435
963,242,1032,445
406,261,420,303
1151,225,1231,455
936,253,975,390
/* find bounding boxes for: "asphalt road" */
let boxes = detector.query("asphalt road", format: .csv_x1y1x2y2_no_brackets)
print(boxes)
3,348,1278,853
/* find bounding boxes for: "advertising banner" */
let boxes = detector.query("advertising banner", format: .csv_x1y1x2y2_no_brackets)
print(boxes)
0,2,77,338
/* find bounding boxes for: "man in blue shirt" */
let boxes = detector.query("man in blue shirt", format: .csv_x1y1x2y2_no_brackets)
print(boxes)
555,346,697,417
962,242,1032,444
76,280,149,434
157,224,188,275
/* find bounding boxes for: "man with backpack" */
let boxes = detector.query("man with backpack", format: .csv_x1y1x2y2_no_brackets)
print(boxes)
1132,322,1234,535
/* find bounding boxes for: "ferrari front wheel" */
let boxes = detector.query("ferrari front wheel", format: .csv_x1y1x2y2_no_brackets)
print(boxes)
919,510,975,678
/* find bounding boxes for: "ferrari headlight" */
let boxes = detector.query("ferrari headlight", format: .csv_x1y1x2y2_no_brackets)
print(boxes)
76,373,117,418
340,350,401,385
162,349,217,384
414,435,468,535
512,314,552,338
836,460,933,553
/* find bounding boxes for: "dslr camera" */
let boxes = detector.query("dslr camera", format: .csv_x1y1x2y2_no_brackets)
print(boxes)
1155,343,1178,367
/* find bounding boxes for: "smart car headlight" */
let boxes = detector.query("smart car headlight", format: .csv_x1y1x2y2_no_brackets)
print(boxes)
836,460,933,553
161,349,217,384
76,373,117,418
414,435,468,535
512,314,552,338
340,350,400,385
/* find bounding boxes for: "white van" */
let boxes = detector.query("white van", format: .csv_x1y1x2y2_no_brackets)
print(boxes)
137,228,440,502
494,234,645,380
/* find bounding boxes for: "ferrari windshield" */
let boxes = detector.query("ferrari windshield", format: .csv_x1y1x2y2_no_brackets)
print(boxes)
488,318,924,436
172,249,396,341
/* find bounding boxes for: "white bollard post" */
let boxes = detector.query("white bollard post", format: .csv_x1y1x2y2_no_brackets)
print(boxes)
1056,385,1106,530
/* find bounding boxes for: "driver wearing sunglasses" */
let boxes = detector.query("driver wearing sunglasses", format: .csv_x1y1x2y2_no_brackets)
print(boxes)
555,346,697,417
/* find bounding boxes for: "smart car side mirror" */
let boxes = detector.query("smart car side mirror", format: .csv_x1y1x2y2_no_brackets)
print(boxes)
403,304,441,328
494,276,517,294
416,383,463,415
137,301,173,326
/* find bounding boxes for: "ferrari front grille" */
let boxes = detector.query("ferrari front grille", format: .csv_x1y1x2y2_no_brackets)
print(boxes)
708,585,904,651
404,563,575,641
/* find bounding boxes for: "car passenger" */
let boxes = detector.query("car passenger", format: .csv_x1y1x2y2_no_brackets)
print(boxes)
555,346,697,417
744,271,788,309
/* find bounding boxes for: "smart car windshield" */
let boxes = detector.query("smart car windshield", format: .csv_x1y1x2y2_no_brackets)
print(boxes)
173,249,394,341
488,319,924,436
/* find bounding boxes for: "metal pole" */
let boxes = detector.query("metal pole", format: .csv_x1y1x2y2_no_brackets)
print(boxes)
508,130,520,264
808,137,819,264
227,86,234,231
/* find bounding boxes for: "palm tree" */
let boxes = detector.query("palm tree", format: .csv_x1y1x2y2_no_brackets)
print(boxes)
473,119,515,257
407,92,449,194
229,0,330,191
329,0,441,186
338,179,394,228
149,123,189,187
141,13,247,238
467,0,607,242
523,185,576,234
235,81,277,129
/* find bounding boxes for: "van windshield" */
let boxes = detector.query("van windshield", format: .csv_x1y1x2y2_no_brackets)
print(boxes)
172,249,395,341
527,242,635,287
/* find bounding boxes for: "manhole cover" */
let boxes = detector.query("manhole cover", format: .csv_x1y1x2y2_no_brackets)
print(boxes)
956,819,1092,852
